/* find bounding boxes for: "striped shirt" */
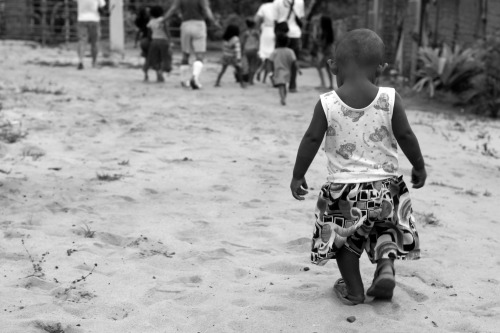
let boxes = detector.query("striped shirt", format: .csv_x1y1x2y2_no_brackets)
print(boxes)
222,36,241,60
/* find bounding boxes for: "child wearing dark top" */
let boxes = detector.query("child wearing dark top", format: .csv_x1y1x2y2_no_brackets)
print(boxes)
144,6,172,82
215,25,245,88
135,6,151,58
312,16,336,90
241,18,261,85
268,34,297,105
290,29,426,305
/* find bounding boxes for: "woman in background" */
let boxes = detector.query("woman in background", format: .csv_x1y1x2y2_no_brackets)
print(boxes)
254,0,275,83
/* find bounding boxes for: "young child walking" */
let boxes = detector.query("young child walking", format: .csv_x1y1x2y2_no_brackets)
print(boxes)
143,6,172,82
215,25,245,88
312,15,337,90
290,29,426,305
268,34,298,105
241,18,260,85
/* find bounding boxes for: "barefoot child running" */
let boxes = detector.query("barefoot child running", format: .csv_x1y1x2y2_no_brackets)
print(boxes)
290,29,426,305
269,34,298,105
215,25,245,88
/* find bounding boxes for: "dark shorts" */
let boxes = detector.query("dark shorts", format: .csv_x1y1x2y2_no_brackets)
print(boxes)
311,176,420,266
221,55,240,67
146,39,172,72
77,21,100,44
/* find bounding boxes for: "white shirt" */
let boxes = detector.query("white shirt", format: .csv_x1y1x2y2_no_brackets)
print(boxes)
256,3,276,28
320,87,400,183
273,0,304,38
76,0,106,22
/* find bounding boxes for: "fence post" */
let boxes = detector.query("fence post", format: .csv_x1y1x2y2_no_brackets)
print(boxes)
409,0,422,84
64,0,70,46
41,0,47,45
109,0,124,55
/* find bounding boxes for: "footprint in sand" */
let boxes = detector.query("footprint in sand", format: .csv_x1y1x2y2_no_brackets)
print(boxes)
198,248,233,261
286,237,311,252
261,305,287,311
231,299,250,307
234,268,249,279
260,261,305,275
94,232,134,247
21,277,58,291
212,185,230,192
397,282,429,302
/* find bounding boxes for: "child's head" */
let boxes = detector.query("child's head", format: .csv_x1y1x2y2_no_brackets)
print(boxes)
149,5,164,19
245,18,256,29
330,29,386,85
275,34,289,48
223,24,240,41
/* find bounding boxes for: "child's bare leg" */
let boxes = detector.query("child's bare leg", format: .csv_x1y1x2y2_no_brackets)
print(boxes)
335,246,365,303
255,60,264,81
367,258,395,299
77,39,85,69
90,41,98,67
278,85,287,105
156,70,164,82
215,64,228,87
235,65,246,88
143,60,149,81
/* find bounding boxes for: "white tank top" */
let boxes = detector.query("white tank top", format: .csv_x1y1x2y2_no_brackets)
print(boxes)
320,87,399,183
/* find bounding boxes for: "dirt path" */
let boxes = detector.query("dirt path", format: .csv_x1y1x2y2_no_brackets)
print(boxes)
1,41,499,333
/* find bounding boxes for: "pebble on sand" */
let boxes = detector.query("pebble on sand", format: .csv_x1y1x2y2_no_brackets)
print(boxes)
347,316,356,323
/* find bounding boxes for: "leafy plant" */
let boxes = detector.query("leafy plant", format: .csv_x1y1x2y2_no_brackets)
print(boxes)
460,35,500,118
413,44,482,97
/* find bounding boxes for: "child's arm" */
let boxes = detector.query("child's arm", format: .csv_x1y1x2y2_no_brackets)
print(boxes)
163,20,171,40
291,100,328,200
234,38,242,63
392,92,427,188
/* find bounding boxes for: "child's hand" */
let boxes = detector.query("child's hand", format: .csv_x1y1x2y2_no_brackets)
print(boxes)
298,68,303,75
290,177,308,200
411,167,427,189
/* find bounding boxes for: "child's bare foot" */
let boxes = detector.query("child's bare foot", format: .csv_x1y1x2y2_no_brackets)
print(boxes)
280,98,286,105
77,63,84,70
214,82,221,87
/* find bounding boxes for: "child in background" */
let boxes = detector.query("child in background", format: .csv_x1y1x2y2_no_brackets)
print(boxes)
135,6,151,58
215,25,245,88
268,34,298,105
290,29,426,305
313,16,337,90
144,6,172,82
241,18,260,85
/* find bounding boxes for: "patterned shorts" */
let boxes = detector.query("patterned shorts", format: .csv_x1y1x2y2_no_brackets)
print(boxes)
311,176,420,266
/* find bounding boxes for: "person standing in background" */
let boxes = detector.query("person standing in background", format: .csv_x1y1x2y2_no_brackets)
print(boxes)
273,0,304,92
75,0,106,70
164,0,220,89
254,0,276,84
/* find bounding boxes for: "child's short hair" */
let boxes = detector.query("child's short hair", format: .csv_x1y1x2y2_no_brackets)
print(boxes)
149,5,164,18
223,24,240,41
335,29,384,68
245,18,256,29
275,34,289,48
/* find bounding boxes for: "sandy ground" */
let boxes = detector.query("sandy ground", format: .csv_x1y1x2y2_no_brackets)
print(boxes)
1,41,500,333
